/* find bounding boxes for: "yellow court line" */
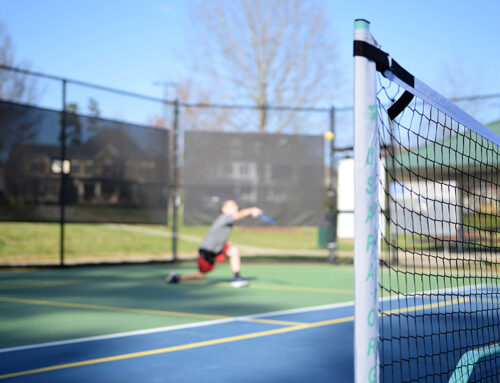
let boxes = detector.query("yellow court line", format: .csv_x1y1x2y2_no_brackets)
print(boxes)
0,280,83,290
0,297,469,379
0,317,351,380
249,318,305,326
215,282,353,295
0,296,227,320
0,296,305,326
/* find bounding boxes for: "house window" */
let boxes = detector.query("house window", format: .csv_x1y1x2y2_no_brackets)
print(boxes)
84,182,94,200
71,160,81,174
84,162,95,175
31,161,46,173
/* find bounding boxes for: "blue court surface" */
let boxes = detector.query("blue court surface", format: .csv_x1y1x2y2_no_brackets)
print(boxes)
380,286,500,382
0,303,355,382
2,277,498,382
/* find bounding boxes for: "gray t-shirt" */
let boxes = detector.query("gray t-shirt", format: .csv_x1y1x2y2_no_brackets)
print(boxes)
199,214,235,253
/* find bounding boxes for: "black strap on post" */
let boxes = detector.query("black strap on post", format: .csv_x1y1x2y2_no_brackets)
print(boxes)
353,40,415,88
387,91,414,120
354,40,416,119
353,40,391,73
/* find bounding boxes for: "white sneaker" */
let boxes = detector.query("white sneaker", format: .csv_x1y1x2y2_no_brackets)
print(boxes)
165,271,180,284
230,277,249,288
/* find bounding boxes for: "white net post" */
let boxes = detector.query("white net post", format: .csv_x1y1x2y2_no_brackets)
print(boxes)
353,19,379,383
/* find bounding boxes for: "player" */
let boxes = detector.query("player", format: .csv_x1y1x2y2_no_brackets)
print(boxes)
165,200,262,288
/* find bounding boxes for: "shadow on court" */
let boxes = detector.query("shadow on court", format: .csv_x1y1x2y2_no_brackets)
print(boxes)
0,263,356,382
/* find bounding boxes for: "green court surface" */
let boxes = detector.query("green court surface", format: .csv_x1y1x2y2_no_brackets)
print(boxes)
1,262,497,382
0,262,354,350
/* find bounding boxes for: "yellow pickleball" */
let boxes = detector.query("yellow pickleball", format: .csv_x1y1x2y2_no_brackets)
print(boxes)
323,131,334,141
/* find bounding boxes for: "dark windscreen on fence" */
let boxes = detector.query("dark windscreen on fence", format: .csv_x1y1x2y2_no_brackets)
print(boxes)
0,101,61,222
183,131,324,226
0,101,169,224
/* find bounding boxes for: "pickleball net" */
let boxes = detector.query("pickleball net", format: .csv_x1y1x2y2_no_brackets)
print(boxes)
354,19,500,382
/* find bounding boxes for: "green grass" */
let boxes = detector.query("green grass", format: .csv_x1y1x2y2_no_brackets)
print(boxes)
178,225,320,250
382,232,500,252
0,223,196,264
64,224,198,258
0,223,61,262
0,222,342,264
337,237,354,252
464,213,500,231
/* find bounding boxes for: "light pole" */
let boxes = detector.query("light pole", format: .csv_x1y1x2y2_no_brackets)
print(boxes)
327,106,337,263
153,81,178,261
153,81,177,129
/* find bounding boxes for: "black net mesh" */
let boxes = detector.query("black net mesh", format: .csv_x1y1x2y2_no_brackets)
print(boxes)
1,101,61,221
183,131,324,226
377,74,500,382
0,101,169,224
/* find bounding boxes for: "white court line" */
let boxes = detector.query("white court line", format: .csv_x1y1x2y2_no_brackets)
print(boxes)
2,284,495,354
249,300,354,319
0,301,355,354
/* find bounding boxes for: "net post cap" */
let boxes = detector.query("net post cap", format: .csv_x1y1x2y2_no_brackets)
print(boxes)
354,19,370,29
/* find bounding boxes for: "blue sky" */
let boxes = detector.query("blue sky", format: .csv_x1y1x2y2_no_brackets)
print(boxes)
1,0,500,126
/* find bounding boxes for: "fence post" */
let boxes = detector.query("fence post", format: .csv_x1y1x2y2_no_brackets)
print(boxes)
59,79,67,267
327,106,337,263
172,99,180,262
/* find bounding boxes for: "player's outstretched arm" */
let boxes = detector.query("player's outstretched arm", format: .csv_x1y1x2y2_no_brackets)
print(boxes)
232,207,262,221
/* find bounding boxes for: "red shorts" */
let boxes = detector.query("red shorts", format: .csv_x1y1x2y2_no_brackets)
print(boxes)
198,243,230,273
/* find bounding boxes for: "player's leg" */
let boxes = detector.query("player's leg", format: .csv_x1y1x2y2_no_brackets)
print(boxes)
165,267,206,284
225,245,249,287
226,245,241,274
166,252,214,284
178,271,205,281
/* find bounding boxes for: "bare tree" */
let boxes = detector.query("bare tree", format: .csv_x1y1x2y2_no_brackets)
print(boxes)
0,21,38,103
176,80,231,131
147,81,232,131
0,21,39,172
147,115,167,129
187,0,341,132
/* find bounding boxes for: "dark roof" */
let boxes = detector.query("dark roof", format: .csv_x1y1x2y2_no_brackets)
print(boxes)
10,128,151,161
392,119,500,170
81,128,150,160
